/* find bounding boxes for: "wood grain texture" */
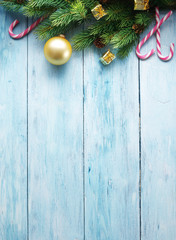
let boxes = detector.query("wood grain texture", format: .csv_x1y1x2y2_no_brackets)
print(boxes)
1,8,176,240
0,11,27,240
27,26,84,239
84,48,140,240
140,12,176,240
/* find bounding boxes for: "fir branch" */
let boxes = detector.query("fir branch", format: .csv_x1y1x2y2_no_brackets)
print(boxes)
1,0,176,60
151,0,176,8
34,18,73,40
23,5,53,17
106,2,133,21
111,27,138,49
135,12,153,27
50,0,88,27
0,0,26,13
117,41,137,58
72,30,95,50
72,20,118,49
81,0,97,9
88,20,118,36
27,0,70,8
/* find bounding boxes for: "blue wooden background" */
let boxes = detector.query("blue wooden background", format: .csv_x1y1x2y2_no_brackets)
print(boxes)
0,8,176,240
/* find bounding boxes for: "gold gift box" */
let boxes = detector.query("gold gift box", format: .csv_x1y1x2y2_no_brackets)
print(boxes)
100,50,116,65
134,0,149,10
91,4,107,20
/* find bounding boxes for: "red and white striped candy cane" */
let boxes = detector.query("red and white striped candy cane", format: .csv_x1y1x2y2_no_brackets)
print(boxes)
136,10,173,60
155,7,174,61
9,16,46,39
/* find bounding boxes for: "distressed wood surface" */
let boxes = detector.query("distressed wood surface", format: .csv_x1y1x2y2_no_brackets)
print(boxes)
28,22,84,240
0,8,176,240
140,12,176,240
0,10,27,240
84,48,139,240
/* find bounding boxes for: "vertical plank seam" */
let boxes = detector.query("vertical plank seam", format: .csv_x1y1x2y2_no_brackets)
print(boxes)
138,57,142,240
82,47,85,240
27,16,29,240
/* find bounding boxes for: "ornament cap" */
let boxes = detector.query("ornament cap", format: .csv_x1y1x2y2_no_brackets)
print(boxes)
59,34,65,38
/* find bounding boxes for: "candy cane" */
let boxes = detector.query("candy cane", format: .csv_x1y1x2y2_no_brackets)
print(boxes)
9,16,46,39
136,10,173,60
155,7,174,61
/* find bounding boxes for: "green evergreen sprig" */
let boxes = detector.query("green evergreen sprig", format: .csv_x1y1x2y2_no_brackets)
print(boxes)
0,0,175,59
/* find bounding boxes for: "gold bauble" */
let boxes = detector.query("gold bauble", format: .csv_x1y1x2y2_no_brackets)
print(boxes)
44,35,72,65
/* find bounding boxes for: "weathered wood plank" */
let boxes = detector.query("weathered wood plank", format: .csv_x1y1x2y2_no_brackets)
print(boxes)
140,12,176,240
0,11,27,240
84,48,139,239
28,30,84,239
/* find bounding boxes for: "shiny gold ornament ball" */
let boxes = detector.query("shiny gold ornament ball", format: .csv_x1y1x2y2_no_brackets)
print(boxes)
44,35,72,65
